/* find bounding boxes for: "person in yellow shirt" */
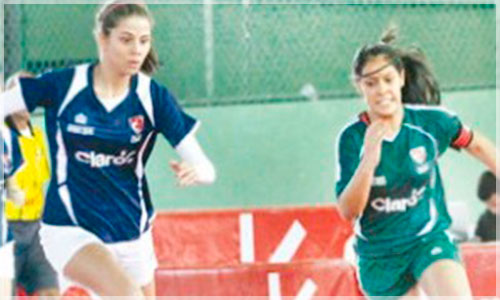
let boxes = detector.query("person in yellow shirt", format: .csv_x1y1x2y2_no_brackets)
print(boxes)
5,72,60,299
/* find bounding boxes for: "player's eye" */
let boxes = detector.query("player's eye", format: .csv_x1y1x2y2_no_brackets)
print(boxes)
364,80,375,88
120,37,132,43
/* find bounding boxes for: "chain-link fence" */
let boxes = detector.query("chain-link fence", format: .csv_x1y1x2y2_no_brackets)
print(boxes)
3,2,496,106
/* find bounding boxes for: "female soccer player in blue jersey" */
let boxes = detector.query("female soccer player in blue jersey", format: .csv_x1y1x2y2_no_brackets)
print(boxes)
2,2,216,298
336,27,497,299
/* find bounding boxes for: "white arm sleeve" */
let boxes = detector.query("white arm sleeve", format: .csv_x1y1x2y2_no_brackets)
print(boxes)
175,134,216,185
1,85,28,120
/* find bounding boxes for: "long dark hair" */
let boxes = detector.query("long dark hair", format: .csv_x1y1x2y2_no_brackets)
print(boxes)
95,1,159,75
352,26,441,105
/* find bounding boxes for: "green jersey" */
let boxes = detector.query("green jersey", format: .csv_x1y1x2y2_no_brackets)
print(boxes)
335,105,473,257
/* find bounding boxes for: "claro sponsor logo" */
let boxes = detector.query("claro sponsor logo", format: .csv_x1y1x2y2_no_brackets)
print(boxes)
75,150,136,168
371,187,426,213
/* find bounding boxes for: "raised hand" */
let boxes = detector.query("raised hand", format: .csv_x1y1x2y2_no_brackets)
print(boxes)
169,160,199,187
362,120,389,170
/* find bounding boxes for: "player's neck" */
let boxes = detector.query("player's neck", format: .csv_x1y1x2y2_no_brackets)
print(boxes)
370,107,404,137
93,63,130,100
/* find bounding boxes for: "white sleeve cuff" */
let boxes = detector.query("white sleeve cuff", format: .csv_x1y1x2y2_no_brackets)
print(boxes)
175,134,216,185
1,85,28,120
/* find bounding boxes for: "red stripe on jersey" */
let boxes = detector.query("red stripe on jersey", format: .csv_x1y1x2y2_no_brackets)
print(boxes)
452,126,473,149
359,112,371,125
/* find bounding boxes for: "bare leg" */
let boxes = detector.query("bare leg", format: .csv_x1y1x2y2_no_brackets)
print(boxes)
0,278,12,300
142,280,156,300
418,259,472,299
38,287,61,300
399,285,421,300
63,243,144,299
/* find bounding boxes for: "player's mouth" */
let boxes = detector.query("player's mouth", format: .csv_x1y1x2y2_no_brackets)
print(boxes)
376,98,393,107
128,60,141,68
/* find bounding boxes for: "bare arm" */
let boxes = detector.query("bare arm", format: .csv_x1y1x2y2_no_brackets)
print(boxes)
338,121,388,221
338,158,378,221
465,131,498,176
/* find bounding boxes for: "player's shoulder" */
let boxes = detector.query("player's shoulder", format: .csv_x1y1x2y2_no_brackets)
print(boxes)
135,72,165,96
404,104,457,121
38,64,81,82
336,112,368,142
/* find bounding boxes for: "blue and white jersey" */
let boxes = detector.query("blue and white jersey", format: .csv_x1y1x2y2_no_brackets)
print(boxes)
16,63,198,243
1,127,24,247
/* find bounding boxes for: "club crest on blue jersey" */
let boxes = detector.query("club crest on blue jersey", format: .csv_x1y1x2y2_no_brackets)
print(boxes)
129,115,145,134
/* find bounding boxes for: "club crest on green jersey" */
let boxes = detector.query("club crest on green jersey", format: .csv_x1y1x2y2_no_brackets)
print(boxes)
410,146,427,164
410,146,431,173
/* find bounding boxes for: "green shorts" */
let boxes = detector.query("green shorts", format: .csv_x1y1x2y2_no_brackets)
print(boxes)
357,231,461,299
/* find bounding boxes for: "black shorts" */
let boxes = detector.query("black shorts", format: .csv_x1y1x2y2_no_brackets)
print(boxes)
9,220,59,294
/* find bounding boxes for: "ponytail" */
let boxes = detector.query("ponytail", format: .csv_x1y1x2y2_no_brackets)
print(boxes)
400,47,441,105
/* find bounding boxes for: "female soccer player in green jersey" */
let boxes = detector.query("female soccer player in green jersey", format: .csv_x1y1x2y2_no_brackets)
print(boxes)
336,27,497,299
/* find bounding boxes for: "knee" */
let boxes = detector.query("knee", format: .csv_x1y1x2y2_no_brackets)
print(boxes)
63,244,144,297
83,269,142,297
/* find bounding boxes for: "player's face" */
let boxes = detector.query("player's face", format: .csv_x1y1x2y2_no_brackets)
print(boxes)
12,110,30,126
356,55,405,118
101,15,152,76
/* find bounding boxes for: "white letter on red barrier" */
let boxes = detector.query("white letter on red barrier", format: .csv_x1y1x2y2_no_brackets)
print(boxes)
239,213,255,263
294,278,317,300
269,220,306,263
268,272,282,300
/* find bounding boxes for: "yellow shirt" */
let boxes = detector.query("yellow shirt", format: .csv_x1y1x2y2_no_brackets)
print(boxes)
6,125,50,221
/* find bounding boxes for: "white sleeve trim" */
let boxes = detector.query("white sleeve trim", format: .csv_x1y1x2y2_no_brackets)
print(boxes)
1,85,28,120
174,132,216,185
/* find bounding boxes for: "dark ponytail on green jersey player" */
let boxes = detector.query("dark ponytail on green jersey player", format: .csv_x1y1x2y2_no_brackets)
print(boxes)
352,25,441,105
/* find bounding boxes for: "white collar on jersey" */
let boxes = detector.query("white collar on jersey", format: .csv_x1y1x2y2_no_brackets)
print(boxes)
96,88,130,113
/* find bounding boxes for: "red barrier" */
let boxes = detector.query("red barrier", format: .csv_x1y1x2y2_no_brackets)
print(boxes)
152,205,353,269
461,242,499,297
153,209,241,269
155,259,364,297
253,206,353,262
19,206,498,298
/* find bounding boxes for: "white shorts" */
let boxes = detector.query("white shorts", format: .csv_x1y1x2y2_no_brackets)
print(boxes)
39,224,158,287
0,242,14,279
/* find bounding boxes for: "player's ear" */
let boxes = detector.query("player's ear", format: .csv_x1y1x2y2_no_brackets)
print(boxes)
352,77,363,95
95,30,108,52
